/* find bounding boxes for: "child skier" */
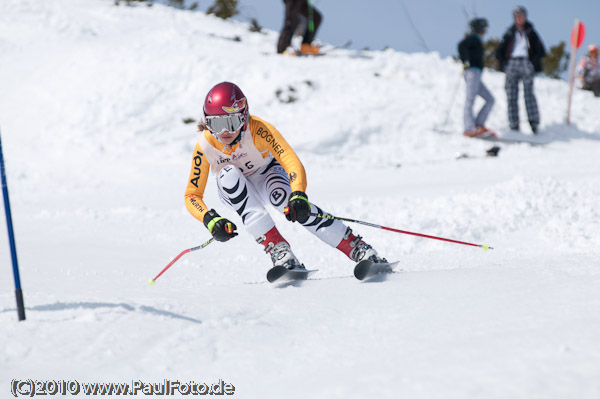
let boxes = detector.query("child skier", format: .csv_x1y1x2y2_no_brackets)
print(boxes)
184,81,386,272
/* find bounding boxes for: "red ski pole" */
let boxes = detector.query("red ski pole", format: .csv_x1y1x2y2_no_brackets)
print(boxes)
310,213,493,250
149,237,215,285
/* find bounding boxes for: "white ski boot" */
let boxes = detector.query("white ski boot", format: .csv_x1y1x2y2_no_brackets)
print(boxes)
349,237,387,264
268,241,305,270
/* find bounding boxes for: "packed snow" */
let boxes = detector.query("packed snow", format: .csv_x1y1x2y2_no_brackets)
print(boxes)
1,1,599,398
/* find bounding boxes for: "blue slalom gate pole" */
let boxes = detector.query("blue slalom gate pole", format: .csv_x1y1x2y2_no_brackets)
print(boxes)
0,128,26,321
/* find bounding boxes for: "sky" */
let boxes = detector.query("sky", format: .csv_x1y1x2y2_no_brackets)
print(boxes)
220,0,600,70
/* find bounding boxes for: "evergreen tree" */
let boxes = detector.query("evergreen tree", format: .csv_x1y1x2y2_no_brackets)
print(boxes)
483,38,500,70
249,18,262,33
207,0,239,20
542,41,569,79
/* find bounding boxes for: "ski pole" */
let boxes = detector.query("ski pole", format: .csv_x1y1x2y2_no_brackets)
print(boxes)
149,237,215,285
307,0,314,33
436,70,463,133
310,213,493,251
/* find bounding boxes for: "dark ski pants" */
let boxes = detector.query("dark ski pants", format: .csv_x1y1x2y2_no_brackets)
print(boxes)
277,0,322,53
504,58,540,129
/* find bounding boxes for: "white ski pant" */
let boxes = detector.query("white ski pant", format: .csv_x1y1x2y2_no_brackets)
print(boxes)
216,159,347,247
463,68,495,132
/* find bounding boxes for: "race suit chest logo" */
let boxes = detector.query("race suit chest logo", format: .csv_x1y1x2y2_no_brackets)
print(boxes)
216,152,248,165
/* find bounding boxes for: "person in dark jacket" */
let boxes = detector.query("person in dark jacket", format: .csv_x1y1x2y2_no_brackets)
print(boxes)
277,0,322,55
458,18,495,137
495,6,546,133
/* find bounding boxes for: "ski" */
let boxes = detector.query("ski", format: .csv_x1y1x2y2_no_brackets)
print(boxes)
463,128,499,139
268,41,373,59
479,136,547,145
208,33,242,43
319,40,352,53
266,266,318,283
466,130,548,145
353,260,398,281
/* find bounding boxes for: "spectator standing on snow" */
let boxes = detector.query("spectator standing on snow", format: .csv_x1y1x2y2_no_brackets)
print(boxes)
576,44,600,97
458,18,495,137
185,82,387,275
277,0,322,55
495,6,546,134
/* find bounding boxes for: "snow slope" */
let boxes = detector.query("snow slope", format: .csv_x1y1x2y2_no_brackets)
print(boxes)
1,1,599,398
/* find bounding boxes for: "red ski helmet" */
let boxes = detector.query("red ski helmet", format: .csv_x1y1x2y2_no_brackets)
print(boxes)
203,82,249,135
203,81,248,116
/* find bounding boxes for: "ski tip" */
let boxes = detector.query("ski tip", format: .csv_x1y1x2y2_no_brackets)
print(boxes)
266,266,288,283
267,266,317,283
354,260,389,280
353,260,372,280
354,260,397,281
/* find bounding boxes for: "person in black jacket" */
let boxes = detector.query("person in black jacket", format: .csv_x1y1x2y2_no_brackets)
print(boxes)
277,0,322,55
458,18,495,137
495,6,546,133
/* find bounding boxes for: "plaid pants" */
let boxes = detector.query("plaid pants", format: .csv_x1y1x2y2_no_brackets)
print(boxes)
463,68,495,132
505,58,539,128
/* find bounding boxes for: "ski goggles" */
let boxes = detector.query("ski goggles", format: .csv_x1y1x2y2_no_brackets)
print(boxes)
205,113,245,135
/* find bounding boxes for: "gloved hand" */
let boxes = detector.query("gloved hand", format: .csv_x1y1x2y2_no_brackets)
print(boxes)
284,191,311,223
203,209,238,242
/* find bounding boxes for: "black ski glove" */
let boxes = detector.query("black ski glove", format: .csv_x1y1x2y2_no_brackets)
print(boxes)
284,191,311,223
203,209,238,242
